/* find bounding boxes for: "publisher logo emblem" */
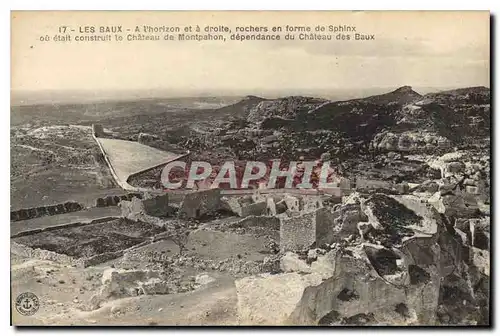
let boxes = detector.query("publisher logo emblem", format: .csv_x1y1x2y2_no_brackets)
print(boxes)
15,292,39,316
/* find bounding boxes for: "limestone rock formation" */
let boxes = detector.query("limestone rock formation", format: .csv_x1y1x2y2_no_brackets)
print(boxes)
89,268,172,309
235,186,489,326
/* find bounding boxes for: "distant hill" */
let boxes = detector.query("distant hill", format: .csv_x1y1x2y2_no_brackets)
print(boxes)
246,96,327,123
210,86,490,147
11,85,490,147
425,86,490,97
424,86,490,106
358,86,423,105
205,95,267,120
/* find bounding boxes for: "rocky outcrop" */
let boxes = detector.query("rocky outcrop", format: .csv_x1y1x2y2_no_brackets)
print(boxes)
235,186,489,326
235,271,325,325
331,202,367,239
89,268,175,309
247,96,327,124
359,194,438,247
236,242,440,325
431,192,479,218
371,131,451,152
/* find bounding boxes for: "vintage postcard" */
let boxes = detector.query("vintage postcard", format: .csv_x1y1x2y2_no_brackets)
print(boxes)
11,11,490,326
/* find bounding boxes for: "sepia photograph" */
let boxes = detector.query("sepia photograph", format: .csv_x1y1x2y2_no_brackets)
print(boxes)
10,10,490,326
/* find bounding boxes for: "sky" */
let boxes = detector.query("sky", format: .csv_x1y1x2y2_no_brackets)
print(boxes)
11,11,490,95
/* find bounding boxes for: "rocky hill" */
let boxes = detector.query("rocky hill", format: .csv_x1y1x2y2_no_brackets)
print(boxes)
207,86,490,159
206,95,267,120
354,85,423,105
425,86,490,104
246,96,327,124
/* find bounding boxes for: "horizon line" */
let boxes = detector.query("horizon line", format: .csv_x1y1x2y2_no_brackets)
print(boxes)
11,84,490,94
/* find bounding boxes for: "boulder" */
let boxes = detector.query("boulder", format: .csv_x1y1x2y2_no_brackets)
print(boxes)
463,178,477,186
471,248,489,276
195,273,216,286
438,193,479,218
90,268,170,309
361,194,437,247
141,277,170,295
331,203,368,240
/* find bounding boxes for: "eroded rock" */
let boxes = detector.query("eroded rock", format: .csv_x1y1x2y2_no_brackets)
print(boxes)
89,268,172,309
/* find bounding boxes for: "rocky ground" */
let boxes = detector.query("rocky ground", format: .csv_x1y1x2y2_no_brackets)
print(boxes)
11,86,490,326
11,170,490,325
